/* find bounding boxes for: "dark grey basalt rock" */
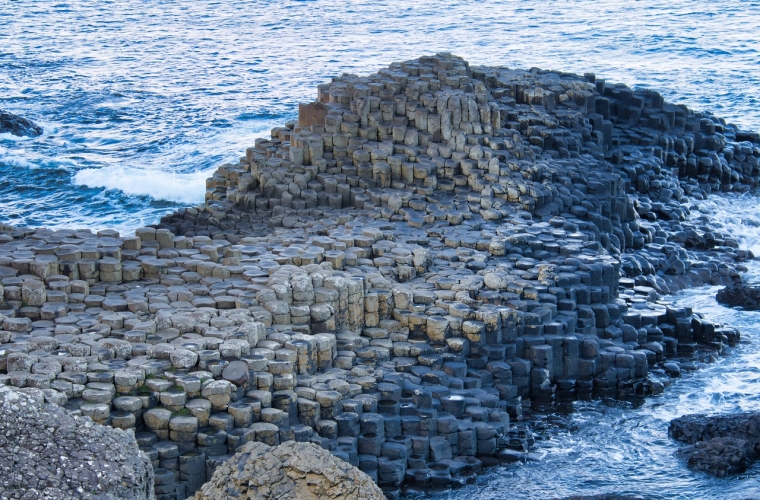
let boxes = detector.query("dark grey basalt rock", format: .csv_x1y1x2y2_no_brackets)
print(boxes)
0,386,155,500
669,411,760,476
716,283,760,310
676,436,753,477
0,109,43,137
670,412,760,450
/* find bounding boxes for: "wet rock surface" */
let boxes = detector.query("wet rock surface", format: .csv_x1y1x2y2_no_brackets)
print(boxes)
676,436,753,477
195,440,385,499
716,283,760,310
0,109,43,137
669,412,760,476
0,385,155,500
0,53,758,496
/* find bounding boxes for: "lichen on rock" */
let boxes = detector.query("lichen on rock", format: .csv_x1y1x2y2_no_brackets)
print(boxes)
195,440,385,500
0,386,155,500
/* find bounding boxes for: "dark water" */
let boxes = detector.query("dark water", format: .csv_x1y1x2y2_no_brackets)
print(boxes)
1,0,759,232
2,2,760,498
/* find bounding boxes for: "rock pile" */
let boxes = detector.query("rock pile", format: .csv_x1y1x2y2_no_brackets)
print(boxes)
0,385,154,499
0,53,758,496
669,412,760,476
195,440,385,500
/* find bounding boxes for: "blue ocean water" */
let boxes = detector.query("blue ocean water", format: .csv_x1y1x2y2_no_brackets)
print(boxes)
1,0,759,232
3,2,760,499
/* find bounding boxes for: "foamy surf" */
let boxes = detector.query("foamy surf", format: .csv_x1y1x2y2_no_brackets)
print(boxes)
692,193,760,256
73,165,215,204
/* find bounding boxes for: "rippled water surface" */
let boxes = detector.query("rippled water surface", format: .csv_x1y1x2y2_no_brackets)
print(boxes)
1,0,759,231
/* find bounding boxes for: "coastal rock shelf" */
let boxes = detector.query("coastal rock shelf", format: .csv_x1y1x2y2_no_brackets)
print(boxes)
0,54,758,498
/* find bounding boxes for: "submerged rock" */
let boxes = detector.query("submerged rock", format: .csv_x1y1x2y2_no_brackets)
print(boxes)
0,109,43,137
195,440,385,500
0,386,155,500
716,283,760,310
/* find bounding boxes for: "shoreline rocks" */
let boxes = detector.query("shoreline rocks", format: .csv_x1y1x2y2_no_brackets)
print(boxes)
716,283,760,310
0,53,758,497
0,109,43,137
195,440,385,499
0,385,155,499
669,412,760,477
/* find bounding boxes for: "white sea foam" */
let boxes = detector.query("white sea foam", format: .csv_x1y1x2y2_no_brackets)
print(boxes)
73,165,214,204
0,151,34,168
0,132,29,142
692,194,760,256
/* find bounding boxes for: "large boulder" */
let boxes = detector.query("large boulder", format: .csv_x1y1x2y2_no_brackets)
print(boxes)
676,437,754,477
0,386,155,500
669,411,760,476
196,440,386,500
669,412,760,450
716,283,760,310
0,109,43,137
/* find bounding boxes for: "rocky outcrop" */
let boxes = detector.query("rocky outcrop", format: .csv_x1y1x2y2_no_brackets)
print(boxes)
676,437,753,477
0,54,757,496
195,440,385,500
716,283,760,310
0,109,43,137
0,386,155,500
669,412,760,476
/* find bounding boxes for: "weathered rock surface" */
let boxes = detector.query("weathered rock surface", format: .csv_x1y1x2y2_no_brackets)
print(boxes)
195,440,385,500
716,283,760,310
676,436,753,477
0,109,43,137
669,411,760,476
0,386,155,500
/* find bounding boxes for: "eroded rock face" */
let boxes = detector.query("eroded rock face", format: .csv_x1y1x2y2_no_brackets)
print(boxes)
716,283,760,310
0,386,155,500
196,440,386,500
0,109,43,137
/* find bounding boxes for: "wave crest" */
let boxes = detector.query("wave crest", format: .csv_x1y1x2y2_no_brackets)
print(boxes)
73,165,213,204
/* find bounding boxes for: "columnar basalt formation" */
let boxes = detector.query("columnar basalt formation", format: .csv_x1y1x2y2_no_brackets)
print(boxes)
0,54,758,497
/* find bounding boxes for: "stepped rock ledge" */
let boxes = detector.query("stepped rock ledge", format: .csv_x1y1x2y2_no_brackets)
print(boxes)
1,53,759,498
